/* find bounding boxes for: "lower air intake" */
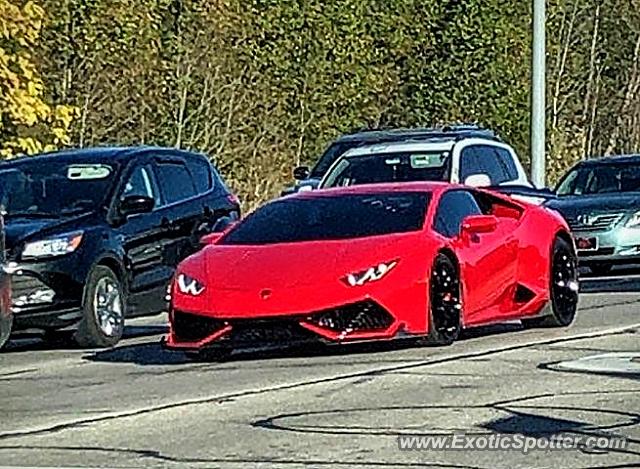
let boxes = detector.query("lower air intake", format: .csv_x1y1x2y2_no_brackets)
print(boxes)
172,310,226,343
305,300,394,332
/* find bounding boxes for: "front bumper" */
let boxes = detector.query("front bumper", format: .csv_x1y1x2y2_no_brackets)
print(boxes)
5,256,87,330
574,227,640,264
164,300,402,351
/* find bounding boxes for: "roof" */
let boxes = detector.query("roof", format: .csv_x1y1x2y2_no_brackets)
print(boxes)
292,181,454,198
579,154,640,166
334,125,500,144
342,140,455,158
0,146,192,167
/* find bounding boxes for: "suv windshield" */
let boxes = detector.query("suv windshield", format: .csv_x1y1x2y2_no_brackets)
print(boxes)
220,192,430,245
556,163,640,196
320,151,450,188
0,161,116,217
311,142,362,178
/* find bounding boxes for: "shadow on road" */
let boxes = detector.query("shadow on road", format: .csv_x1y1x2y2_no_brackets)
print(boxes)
4,324,166,353
85,323,523,366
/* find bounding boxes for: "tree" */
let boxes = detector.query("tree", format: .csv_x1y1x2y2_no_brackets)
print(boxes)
0,0,75,157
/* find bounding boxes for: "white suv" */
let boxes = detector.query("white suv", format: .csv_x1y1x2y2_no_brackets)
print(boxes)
319,137,532,191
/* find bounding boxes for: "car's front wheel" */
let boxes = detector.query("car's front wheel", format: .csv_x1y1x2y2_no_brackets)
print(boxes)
74,266,126,348
423,253,462,346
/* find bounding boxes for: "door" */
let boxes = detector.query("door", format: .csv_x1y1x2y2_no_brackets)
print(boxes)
433,189,518,325
151,157,203,267
116,162,171,316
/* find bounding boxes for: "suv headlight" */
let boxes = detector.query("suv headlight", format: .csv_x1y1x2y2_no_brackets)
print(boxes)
626,211,640,228
176,273,205,296
22,231,84,259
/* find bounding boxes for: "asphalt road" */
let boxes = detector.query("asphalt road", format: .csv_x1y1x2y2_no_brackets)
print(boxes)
1,282,639,468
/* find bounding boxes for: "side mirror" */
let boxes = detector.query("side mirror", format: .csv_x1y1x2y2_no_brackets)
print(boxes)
464,173,492,187
293,166,310,181
119,195,155,217
461,215,498,236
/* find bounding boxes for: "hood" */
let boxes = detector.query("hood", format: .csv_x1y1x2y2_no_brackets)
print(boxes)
545,193,640,218
187,233,427,291
4,212,97,252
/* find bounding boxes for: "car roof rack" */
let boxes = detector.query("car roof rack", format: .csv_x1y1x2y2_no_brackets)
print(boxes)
337,124,500,143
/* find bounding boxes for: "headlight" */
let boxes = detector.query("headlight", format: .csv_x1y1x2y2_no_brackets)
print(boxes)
176,273,205,296
22,231,84,259
343,260,399,287
626,211,640,228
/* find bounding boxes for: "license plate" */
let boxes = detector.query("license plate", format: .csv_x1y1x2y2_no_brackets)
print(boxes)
575,236,598,251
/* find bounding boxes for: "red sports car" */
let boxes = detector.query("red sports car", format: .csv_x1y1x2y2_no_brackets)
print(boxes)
165,182,579,360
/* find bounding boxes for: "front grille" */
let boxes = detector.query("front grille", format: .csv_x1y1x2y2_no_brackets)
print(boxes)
172,310,227,343
579,247,615,257
567,213,624,232
224,320,315,344
11,273,55,307
305,300,394,332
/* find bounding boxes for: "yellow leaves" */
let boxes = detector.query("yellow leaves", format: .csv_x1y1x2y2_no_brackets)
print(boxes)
0,0,76,158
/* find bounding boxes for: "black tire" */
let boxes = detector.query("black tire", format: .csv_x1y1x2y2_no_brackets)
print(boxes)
423,253,462,346
588,263,612,276
0,311,12,351
185,347,232,362
74,266,126,348
523,237,578,328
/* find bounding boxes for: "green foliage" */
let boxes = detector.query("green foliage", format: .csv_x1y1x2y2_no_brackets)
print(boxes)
27,0,640,206
0,0,75,157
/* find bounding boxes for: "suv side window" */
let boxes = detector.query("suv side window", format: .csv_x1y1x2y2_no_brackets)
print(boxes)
460,145,518,185
122,165,158,202
156,162,197,204
459,146,481,184
188,156,214,194
433,190,483,238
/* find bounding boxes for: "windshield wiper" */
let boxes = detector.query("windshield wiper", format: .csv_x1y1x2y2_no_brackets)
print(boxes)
5,211,60,219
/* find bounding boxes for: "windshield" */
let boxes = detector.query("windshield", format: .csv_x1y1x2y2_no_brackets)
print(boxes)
310,142,363,178
220,192,430,245
0,162,116,217
320,151,450,188
556,163,640,196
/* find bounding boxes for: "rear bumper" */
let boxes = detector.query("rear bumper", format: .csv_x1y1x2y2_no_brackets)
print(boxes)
165,300,404,351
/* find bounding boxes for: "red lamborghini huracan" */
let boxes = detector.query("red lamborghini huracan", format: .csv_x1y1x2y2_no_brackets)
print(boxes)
165,182,579,359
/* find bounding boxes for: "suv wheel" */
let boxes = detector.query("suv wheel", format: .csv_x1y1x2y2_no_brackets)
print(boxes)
74,266,126,348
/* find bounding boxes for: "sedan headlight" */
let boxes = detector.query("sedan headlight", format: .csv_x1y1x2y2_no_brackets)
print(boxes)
626,211,640,228
22,231,84,259
343,260,399,287
176,273,205,296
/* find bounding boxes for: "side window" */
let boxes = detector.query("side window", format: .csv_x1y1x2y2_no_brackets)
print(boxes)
188,157,214,194
459,146,481,184
493,147,519,181
122,166,157,202
460,145,519,185
433,190,483,238
155,162,197,204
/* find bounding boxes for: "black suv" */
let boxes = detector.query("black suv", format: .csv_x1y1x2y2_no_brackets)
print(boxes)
0,146,240,348
282,125,500,195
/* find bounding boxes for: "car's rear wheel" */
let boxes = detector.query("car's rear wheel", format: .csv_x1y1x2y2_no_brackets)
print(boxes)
0,311,12,351
74,266,126,348
588,263,612,276
524,237,578,328
423,253,462,346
